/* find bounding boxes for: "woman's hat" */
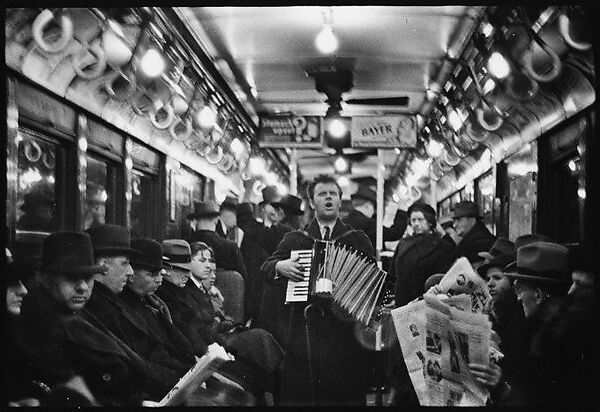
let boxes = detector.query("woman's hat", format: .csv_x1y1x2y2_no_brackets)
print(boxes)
272,195,304,216
220,196,239,212
504,241,570,284
86,224,141,259
408,202,436,219
351,186,377,203
478,237,515,261
130,238,165,272
162,239,193,270
451,201,480,218
190,202,220,219
477,252,516,277
42,232,107,278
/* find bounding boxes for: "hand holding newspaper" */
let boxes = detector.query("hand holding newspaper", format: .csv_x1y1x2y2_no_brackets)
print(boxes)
426,257,492,313
158,343,235,406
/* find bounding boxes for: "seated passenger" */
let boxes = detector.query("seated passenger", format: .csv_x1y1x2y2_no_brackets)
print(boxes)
12,232,148,406
85,226,195,401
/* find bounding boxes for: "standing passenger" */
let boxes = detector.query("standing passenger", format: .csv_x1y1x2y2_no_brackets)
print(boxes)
451,201,496,265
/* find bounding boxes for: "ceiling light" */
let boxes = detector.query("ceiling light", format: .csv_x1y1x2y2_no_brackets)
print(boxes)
482,78,496,95
392,193,400,203
447,109,464,131
249,156,266,175
315,24,338,54
333,155,350,174
139,48,165,78
196,105,217,129
276,182,289,196
487,52,511,79
426,139,444,158
327,118,347,138
481,22,494,38
337,175,349,186
230,137,245,158
405,173,418,187
568,159,577,172
265,171,278,185
412,158,431,177
577,187,586,199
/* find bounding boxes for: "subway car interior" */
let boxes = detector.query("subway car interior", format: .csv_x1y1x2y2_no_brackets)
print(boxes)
3,4,599,407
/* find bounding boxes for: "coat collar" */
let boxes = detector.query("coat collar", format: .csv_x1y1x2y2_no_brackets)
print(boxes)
306,218,349,240
394,232,443,259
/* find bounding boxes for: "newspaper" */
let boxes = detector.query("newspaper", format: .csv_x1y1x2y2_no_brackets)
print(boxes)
158,343,234,406
391,294,492,406
433,257,492,313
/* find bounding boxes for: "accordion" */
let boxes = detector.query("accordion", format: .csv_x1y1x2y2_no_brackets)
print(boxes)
285,240,392,326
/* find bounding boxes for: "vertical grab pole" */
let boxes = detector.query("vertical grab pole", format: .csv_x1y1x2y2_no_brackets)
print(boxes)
376,149,384,264
290,149,298,195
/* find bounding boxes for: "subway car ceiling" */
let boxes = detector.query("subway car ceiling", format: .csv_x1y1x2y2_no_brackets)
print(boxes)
4,6,596,240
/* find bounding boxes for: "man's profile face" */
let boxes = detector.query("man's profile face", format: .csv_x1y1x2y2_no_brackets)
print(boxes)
48,274,94,311
264,203,284,225
309,182,341,221
129,268,163,296
100,255,133,294
453,216,475,236
165,266,191,288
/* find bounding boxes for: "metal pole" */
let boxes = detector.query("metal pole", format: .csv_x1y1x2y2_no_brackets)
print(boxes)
290,149,298,195
430,179,437,210
376,149,384,262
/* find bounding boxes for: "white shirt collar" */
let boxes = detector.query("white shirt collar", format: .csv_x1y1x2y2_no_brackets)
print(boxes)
318,222,334,239
189,275,204,291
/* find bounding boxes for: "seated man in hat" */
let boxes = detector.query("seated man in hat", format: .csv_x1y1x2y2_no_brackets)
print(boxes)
344,185,408,250
216,196,243,245
85,228,197,401
190,201,247,280
12,232,149,406
484,241,597,407
451,201,496,265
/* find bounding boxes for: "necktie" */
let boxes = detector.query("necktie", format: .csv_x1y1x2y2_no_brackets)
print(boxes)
323,226,331,241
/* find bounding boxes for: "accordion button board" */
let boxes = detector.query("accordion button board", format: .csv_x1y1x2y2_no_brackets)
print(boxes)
285,249,314,303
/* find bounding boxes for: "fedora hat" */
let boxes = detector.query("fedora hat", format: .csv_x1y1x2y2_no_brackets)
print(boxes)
162,239,193,270
236,202,255,219
220,196,239,212
351,186,376,203
42,231,107,278
86,224,141,259
477,251,516,277
272,194,304,216
452,201,480,219
130,238,165,272
191,201,220,219
479,237,515,260
503,233,554,271
504,241,570,284
260,185,281,205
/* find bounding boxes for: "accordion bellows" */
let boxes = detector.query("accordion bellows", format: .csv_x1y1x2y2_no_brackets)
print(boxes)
286,239,389,326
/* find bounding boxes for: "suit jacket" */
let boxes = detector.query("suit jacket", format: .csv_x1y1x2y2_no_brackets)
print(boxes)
454,221,496,264
344,209,408,249
259,218,375,406
192,230,247,280
389,231,455,307
85,283,186,399
14,284,148,406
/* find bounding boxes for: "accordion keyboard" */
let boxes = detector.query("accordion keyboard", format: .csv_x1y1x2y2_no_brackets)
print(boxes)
285,249,313,304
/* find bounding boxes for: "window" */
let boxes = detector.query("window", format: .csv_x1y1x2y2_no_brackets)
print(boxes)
15,130,59,234
475,170,495,234
165,165,205,239
130,169,157,238
85,154,121,229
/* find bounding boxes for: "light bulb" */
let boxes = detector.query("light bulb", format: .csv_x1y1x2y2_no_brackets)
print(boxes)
275,182,289,196
337,176,349,186
315,25,338,54
249,157,266,175
447,109,464,132
327,118,347,138
230,138,245,158
481,22,494,38
197,105,217,129
333,156,349,173
140,49,165,78
487,52,510,79
426,139,444,158
412,158,431,177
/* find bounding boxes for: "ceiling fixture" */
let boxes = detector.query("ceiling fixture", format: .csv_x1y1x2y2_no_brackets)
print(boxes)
337,175,349,186
327,118,347,138
333,155,350,174
315,8,338,54
139,48,165,77
487,51,510,79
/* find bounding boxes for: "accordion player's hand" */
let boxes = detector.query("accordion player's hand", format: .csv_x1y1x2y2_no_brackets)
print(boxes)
275,256,305,281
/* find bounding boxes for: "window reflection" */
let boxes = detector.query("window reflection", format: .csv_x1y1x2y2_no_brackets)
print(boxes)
16,131,57,233
84,155,108,230
477,171,495,234
130,170,154,238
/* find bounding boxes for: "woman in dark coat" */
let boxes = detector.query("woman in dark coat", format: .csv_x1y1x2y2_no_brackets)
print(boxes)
386,202,455,406
389,202,455,307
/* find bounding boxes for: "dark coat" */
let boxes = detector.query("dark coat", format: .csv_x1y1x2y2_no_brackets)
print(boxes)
259,218,375,406
85,282,187,399
453,221,496,264
192,230,247,280
344,209,407,249
238,215,271,322
155,281,213,355
390,232,456,307
13,284,148,406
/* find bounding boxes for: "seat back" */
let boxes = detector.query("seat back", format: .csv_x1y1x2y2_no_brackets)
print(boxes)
214,270,244,324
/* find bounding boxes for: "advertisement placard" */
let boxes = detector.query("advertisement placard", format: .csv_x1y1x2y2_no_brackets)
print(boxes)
351,115,417,148
257,115,322,148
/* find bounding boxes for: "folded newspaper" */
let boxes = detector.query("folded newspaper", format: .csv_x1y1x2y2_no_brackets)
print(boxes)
430,257,492,313
158,343,234,406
